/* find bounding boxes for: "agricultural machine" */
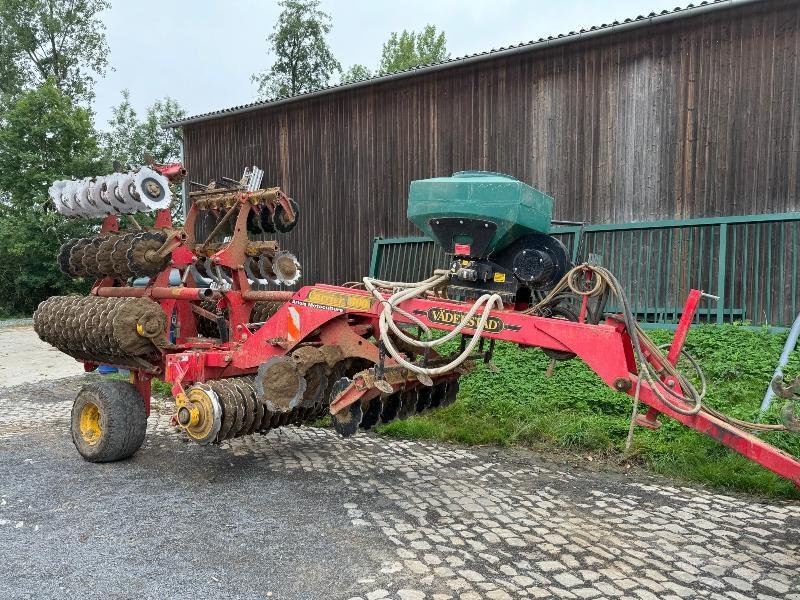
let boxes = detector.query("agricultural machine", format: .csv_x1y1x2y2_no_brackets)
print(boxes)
33,167,800,486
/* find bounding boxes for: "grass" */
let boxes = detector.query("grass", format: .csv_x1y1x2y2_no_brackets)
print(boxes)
377,323,800,499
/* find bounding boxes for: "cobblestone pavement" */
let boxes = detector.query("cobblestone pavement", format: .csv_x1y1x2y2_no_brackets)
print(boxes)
0,376,798,600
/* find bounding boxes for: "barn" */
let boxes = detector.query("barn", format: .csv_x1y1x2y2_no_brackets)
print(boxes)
167,0,800,327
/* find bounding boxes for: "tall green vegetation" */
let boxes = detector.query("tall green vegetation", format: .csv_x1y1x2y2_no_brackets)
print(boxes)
0,83,106,314
0,0,110,105
378,25,449,74
341,24,449,85
251,0,341,99
103,90,186,166
0,0,186,315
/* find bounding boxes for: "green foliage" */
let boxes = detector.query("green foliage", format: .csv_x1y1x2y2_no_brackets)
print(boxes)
0,82,105,200
379,324,800,498
101,89,186,221
103,90,186,166
340,63,372,84
0,82,106,314
0,0,110,104
379,24,449,74
251,0,341,100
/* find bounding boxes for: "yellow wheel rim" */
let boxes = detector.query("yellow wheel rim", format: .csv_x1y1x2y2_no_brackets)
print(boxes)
79,402,102,445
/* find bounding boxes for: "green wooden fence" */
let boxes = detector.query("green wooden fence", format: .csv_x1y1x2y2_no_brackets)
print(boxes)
369,213,800,329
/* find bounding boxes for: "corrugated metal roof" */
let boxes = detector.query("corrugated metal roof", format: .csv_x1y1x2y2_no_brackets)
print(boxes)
166,0,761,128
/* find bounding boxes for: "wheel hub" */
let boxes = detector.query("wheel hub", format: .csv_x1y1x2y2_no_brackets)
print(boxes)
79,402,102,445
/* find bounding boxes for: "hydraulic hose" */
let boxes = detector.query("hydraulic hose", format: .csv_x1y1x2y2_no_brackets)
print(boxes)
363,271,504,376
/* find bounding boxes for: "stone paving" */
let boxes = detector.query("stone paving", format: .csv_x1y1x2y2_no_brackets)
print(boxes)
1,377,799,599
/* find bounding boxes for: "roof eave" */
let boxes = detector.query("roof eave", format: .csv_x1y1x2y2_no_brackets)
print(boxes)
165,0,762,129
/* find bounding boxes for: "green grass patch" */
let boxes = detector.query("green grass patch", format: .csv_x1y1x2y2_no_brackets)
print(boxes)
377,324,800,498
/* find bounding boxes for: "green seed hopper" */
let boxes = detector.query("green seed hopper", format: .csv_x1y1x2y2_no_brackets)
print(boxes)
406,170,570,301
407,171,554,257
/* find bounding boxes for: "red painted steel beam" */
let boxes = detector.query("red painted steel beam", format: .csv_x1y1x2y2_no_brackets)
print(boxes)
93,286,217,300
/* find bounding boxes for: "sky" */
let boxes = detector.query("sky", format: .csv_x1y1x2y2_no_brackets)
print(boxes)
92,0,682,128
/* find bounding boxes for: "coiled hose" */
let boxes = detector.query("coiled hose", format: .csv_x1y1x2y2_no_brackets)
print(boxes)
363,271,504,376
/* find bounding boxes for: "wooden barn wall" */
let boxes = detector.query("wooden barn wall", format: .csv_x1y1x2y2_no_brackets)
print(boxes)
182,0,800,287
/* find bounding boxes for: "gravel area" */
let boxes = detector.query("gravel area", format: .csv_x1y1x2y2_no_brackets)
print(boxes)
0,331,799,599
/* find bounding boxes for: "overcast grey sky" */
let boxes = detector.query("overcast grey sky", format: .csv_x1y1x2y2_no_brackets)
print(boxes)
92,0,679,127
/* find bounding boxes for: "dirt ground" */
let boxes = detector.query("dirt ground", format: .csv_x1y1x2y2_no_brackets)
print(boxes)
1,323,799,600
0,323,85,386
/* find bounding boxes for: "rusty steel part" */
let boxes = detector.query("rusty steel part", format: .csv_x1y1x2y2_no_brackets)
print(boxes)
250,300,284,323
58,239,80,275
245,240,279,257
190,186,281,212
330,377,361,437
241,290,294,303
126,231,171,277
33,295,167,368
781,402,800,432
771,375,800,399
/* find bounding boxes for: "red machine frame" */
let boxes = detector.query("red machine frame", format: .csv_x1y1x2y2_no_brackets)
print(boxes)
84,198,800,487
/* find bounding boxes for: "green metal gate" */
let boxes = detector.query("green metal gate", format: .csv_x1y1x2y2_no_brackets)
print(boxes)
369,213,800,329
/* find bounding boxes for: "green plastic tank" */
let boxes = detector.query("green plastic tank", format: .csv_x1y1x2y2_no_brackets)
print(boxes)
407,171,553,256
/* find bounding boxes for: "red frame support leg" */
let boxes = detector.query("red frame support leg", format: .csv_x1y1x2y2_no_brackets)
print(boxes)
638,289,703,429
132,371,152,416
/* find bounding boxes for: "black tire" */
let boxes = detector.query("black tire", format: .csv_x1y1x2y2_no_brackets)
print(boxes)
71,380,147,462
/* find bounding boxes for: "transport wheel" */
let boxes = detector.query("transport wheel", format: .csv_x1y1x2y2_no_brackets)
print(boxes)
70,380,147,462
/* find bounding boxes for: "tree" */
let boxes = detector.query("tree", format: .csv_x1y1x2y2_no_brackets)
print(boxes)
251,0,341,100
102,90,186,221
103,90,186,166
379,25,449,75
0,82,106,314
0,0,110,104
341,64,372,85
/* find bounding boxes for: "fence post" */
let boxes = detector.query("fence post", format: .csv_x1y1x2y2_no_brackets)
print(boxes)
369,237,382,278
571,227,583,263
716,223,728,325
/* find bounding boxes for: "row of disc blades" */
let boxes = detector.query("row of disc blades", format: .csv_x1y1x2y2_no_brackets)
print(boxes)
184,354,460,444
245,198,300,235
58,231,170,279
49,167,172,218
193,375,328,443
330,374,459,437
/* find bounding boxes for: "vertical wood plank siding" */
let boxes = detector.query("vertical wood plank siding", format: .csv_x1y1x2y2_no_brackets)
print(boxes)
182,0,800,287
